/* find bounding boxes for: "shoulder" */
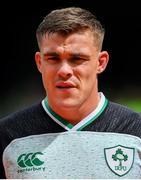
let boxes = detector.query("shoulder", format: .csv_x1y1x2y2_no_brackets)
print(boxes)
108,101,141,119
0,102,43,127
0,102,45,148
106,101,141,137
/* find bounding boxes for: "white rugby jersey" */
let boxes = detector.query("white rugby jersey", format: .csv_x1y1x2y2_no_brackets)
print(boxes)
0,93,141,178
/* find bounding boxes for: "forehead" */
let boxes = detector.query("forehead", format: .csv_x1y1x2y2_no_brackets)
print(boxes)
39,31,97,54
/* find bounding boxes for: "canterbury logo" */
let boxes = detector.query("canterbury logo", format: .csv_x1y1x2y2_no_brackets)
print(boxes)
17,152,44,168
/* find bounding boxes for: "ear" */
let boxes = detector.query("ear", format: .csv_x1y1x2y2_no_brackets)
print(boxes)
35,52,42,73
97,51,109,74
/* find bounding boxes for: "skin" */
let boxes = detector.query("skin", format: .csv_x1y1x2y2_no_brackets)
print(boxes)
35,30,109,124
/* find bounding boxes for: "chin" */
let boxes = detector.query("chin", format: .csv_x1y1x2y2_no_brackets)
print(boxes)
57,98,80,108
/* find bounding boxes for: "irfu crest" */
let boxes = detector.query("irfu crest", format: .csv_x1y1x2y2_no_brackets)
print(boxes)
112,148,128,167
104,145,134,176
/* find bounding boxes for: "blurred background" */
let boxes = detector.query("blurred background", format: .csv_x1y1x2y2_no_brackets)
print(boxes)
0,0,141,118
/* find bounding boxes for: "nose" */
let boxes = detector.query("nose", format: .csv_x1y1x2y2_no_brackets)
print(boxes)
57,62,73,79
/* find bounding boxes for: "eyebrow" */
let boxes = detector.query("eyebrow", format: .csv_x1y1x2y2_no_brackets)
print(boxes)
43,52,60,57
43,52,90,59
70,53,90,59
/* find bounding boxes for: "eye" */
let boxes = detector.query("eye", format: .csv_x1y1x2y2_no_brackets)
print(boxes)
47,56,60,61
75,57,86,60
71,56,88,64
44,56,60,63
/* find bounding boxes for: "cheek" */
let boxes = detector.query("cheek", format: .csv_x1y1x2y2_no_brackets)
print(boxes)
85,73,97,86
41,68,54,89
79,65,98,91
78,63,97,80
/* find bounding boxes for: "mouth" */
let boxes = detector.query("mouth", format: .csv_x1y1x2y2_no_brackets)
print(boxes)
56,82,76,89
57,87,74,89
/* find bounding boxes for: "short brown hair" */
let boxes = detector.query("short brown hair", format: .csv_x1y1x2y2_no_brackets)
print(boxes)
36,7,105,50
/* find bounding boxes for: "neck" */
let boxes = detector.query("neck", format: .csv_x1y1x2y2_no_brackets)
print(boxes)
49,92,100,125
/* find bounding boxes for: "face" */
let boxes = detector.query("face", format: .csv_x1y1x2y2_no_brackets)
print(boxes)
35,30,109,110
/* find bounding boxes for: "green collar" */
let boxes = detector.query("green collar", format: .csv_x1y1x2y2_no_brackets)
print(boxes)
42,92,108,131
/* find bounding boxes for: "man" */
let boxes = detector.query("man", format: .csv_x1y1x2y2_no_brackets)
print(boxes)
0,7,141,178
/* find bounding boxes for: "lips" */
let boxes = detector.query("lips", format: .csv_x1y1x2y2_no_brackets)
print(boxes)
56,82,76,88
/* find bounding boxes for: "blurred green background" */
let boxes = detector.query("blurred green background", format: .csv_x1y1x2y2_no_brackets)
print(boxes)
106,87,141,113
116,99,141,112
